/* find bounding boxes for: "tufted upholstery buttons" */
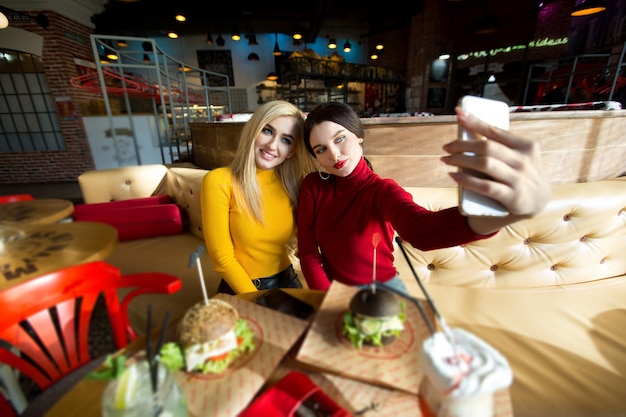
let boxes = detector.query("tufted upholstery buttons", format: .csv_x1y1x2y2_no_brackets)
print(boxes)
427,263,435,270
580,235,586,242
524,238,531,244
490,265,498,271
600,258,606,264
563,213,571,221
551,264,558,271
125,180,131,185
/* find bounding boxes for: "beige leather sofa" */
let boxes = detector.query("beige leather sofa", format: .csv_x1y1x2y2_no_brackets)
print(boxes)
77,163,626,417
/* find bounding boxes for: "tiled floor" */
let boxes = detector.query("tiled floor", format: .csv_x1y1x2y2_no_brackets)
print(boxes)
0,182,84,204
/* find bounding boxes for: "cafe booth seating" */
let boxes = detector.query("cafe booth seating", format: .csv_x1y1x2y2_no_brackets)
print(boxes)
71,195,184,241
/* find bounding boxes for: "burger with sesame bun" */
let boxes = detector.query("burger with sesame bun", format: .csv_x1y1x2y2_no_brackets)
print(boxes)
342,288,406,349
159,299,255,374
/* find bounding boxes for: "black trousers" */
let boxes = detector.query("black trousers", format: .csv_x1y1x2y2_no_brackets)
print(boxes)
217,265,302,295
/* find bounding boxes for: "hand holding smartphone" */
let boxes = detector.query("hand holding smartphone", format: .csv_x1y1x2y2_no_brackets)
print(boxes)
457,95,510,217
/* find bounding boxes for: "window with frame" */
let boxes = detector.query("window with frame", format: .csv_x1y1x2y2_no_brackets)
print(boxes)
0,49,64,151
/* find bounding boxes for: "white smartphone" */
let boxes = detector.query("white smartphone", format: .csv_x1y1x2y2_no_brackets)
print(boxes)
457,95,510,217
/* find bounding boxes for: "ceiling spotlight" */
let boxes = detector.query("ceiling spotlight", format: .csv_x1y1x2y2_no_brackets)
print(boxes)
267,72,278,81
0,12,8,29
35,12,49,29
328,38,337,49
248,52,260,61
231,26,241,41
343,40,352,53
175,13,186,22
571,0,607,16
273,33,282,56
216,33,225,46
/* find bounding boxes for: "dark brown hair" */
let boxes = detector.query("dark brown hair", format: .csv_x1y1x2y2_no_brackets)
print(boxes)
303,102,365,156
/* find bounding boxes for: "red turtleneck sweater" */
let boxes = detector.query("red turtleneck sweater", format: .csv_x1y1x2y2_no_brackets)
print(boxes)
297,158,494,290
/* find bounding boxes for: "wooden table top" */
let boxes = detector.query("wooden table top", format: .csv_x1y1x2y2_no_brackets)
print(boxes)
0,199,74,226
44,289,513,417
0,221,118,290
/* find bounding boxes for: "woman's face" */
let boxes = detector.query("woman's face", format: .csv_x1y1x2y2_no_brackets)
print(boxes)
309,121,363,177
254,115,297,170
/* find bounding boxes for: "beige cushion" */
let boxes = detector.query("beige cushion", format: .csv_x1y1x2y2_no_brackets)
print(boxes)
395,177,626,288
78,164,168,203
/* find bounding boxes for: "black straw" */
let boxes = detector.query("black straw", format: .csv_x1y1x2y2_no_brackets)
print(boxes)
378,281,435,335
145,306,172,399
395,236,444,321
145,305,157,393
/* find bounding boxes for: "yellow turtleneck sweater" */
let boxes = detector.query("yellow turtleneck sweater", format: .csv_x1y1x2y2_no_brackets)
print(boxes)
201,167,294,294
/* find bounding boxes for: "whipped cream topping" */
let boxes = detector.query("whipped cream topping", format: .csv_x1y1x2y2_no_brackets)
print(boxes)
421,328,513,398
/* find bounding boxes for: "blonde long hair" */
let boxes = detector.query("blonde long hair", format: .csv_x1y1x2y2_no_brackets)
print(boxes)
230,100,316,223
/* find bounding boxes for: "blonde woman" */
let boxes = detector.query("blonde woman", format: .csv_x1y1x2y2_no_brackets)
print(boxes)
201,100,316,294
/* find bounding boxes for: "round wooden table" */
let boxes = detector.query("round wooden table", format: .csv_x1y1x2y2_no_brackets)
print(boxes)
0,199,74,226
0,221,118,290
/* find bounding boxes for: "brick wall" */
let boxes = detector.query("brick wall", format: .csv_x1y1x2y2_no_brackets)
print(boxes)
0,11,98,184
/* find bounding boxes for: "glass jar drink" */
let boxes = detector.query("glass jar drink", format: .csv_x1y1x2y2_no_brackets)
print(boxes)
101,360,189,417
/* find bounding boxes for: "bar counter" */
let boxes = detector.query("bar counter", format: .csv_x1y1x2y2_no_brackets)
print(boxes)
190,109,626,187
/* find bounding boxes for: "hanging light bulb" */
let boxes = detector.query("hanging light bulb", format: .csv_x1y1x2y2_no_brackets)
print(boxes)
293,25,303,40
273,33,282,56
231,25,241,41
571,0,607,16
438,50,450,60
370,51,379,60
375,42,384,50
0,11,8,29
175,13,186,22
116,39,128,47
167,29,179,39
343,39,351,53
328,37,337,49
267,72,278,81
216,33,225,46
143,54,151,63
248,52,260,61
205,31,214,45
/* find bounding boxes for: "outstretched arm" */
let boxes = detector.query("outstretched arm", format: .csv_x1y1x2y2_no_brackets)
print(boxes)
441,106,552,235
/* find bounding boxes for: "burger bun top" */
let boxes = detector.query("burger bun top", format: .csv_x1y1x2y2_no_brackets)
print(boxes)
178,299,239,347
349,288,400,318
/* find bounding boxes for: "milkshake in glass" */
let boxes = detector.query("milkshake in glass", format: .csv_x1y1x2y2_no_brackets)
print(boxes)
420,328,513,417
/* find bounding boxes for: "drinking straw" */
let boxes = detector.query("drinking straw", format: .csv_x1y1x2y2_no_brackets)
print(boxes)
146,304,172,393
395,236,454,340
377,281,434,335
145,304,157,393
189,245,209,305
371,233,382,293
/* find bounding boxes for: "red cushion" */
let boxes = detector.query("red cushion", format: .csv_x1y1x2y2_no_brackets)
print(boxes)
72,204,183,241
73,195,172,218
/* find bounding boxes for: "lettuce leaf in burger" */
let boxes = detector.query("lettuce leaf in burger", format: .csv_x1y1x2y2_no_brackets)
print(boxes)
160,299,255,374
342,288,406,349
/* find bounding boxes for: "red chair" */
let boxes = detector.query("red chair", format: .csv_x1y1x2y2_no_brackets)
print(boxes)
0,194,34,204
0,261,182,408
